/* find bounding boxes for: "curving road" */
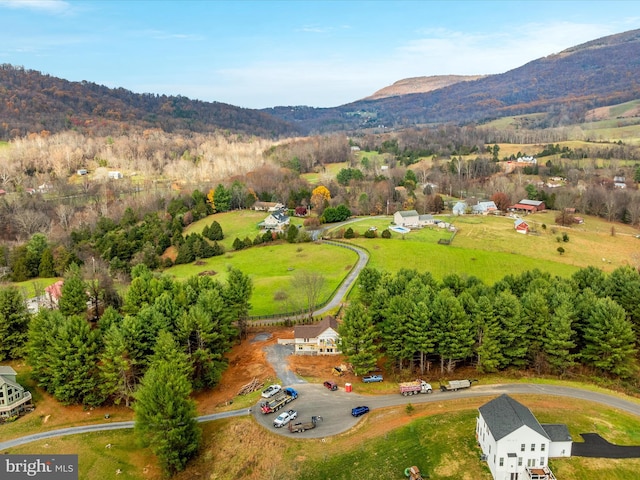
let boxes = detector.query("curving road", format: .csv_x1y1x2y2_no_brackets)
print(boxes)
4,382,640,450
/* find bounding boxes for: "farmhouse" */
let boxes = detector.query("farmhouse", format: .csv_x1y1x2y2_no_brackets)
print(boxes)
253,201,284,212
0,366,34,420
108,171,123,179
294,315,340,355
509,199,546,213
473,201,498,215
514,218,529,234
476,394,571,480
452,201,467,215
260,211,290,232
393,210,420,227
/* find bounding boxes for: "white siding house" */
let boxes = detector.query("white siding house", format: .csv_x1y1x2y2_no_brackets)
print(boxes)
393,210,420,227
477,395,570,480
0,366,33,419
294,316,340,355
261,211,290,231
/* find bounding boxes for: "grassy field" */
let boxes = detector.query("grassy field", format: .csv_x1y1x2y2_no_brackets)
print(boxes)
329,213,637,282
301,161,349,185
174,210,639,315
164,241,357,316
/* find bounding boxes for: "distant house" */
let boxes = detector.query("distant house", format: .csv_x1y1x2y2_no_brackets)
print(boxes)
473,201,498,215
77,169,88,176
614,176,626,189
0,366,34,420
45,280,64,307
38,183,52,193
514,218,529,234
393,210,420,227
261,211,290,231
108,171,123,179
254,201,284,212
294,316,340,355
452,201,467,216
294,206,308,217
0,189,6,196
476,394,571,480
509,199,546,213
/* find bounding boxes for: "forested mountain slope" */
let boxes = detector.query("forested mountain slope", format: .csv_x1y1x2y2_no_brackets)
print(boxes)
265,28,640,132
0,64,301,140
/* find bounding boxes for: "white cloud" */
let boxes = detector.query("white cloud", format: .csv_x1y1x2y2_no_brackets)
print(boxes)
0,0,71,14
394,22,619,77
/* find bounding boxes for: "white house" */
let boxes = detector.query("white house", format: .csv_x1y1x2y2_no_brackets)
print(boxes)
0,366,33,420
108,171,123,179
294,316,340,355
476,394,571,480
393,210,420,228
452,201,467,215
261,211,290,231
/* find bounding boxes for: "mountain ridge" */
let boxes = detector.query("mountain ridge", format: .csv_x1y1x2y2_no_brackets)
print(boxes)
2,28,640,139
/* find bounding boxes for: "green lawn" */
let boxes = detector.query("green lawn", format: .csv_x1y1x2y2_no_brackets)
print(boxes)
293,397,640,480
164,241,357,316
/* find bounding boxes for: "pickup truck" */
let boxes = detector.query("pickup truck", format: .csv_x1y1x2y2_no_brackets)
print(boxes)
273,409,297,428
362,375,383,383
260,387,299,414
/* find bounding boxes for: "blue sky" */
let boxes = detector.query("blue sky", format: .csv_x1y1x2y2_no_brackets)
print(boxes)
1,0,639,109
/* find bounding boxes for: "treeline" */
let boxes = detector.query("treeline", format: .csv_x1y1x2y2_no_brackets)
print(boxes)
0,64,299,140
0,264,252,407
340,266,640,384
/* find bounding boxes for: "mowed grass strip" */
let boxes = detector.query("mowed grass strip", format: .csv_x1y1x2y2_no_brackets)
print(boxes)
164,242,357,316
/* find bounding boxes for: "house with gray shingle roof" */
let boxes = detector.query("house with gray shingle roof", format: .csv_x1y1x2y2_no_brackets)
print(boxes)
476,394,570,480
0,366,33,420
393,210,420,227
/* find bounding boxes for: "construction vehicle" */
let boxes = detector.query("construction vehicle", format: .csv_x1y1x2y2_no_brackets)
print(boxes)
332,366,343,376
260,387,298,414
440,379,477,392
399,380,433,396
288,415,323,433
404,465,424,480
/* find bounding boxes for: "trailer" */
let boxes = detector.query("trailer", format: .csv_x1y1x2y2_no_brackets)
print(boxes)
399,380,433,396
260,387,298,414
439,379,477,392
288,415,323,433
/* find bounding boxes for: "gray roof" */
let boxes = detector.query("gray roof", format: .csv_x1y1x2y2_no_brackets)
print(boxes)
418,214,434,221
479,394,550,441
0,366,17,376
397,210,419,217
541,424,572,442
518,199,544,206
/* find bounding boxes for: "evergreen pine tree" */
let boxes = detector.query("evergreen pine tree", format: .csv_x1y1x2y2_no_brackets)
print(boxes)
0,286,31,360
493,290,528,368
58,263,88,317
134,333,200,475
474,295,503,373
38,248,56,278
543,300,576,375
338,303,380,376
581,297,638,378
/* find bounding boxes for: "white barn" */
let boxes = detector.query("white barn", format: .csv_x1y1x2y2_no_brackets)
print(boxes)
476,394,571,480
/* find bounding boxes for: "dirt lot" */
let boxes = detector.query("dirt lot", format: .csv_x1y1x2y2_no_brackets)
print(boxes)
193,325,360,414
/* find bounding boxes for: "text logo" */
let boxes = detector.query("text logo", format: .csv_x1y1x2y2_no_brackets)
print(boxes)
1,455,78,479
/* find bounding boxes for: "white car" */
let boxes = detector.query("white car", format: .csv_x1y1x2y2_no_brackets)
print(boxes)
261,384,282,399
273,409,297,428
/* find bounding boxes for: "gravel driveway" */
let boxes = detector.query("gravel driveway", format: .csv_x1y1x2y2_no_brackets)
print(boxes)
264,344,306,386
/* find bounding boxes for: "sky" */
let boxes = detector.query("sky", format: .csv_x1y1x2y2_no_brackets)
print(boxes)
1,0,639,109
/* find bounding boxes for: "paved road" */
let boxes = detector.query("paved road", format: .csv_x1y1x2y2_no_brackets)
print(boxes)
4,383,640,449
251,382,640,439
